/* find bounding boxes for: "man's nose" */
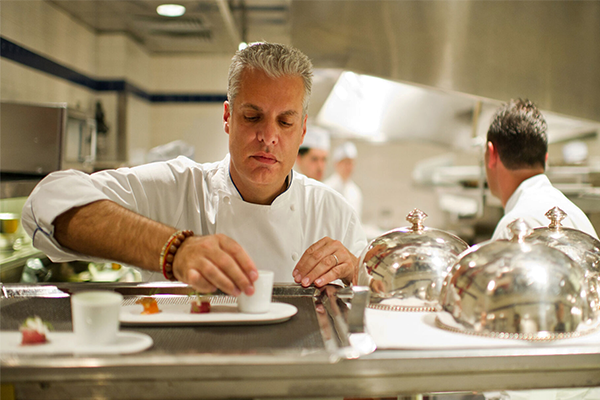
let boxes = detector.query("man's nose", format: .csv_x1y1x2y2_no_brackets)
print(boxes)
257,119,279,145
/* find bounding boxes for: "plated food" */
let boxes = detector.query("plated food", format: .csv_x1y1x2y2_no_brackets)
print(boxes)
189,294,211,314
20,316,52,346
136,297,161,315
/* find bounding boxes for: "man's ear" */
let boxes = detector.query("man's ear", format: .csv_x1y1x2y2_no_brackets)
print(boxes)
486,141,498,169
300,115,307,143
223,101,231,134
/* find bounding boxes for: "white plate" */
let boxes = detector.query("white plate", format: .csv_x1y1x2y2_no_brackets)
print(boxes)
120,302,298,325
0,331,153,355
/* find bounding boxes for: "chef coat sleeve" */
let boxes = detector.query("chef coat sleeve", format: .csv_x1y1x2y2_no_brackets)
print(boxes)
22,158,200,263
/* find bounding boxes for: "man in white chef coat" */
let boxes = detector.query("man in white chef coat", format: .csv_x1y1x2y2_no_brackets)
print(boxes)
484,100,600,400
485,98,598,240
294,124,330,181
22,42,366,297
324,141,363,219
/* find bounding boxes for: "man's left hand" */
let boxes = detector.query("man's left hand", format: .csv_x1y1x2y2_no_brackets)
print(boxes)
293,237,357,287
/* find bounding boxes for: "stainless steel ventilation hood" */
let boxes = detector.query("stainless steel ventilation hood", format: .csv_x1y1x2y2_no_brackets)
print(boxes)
314,70,598,149
291,0,600,124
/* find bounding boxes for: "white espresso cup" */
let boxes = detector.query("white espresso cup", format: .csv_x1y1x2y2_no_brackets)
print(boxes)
238,270,274,314
71,291,123,346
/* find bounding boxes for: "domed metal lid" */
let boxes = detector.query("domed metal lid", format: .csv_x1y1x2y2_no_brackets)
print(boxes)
437,219,600,341
525,207,600,276
358,208,469,312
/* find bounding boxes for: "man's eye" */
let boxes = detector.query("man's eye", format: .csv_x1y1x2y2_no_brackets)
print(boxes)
280,120,292,127
244,115,259,122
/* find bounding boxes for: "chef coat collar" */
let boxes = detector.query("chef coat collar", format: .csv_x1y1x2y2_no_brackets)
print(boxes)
505,173,549,213
226,156,294,204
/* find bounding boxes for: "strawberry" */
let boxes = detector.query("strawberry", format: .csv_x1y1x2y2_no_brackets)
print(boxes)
20,328,47,345
20,316,51,346
190,297,211,314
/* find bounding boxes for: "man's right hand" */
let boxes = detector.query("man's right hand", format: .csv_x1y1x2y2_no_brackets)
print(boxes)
173,233,258,296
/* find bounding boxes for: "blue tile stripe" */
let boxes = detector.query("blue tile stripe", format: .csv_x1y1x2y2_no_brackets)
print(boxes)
1,36,226,103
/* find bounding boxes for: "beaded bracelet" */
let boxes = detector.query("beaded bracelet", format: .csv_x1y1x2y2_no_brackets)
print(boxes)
160,230,194,281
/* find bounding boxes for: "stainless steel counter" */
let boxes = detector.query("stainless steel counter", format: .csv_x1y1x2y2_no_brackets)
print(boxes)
1,283,599,399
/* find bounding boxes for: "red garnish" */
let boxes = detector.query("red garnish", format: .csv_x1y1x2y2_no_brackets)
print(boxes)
20,328,47,345
190,300,211,314
136,297,161,315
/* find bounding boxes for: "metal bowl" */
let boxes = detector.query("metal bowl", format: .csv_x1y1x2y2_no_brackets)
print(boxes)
437,219,600,341
357,208,469,311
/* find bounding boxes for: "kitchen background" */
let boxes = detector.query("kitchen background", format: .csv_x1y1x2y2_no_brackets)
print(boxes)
2,0,600,249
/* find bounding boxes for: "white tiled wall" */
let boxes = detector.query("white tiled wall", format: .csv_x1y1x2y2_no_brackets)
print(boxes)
149,103,229,164
1,0,228,167
0,58,96,111
1,1,96,76
151,55,232,92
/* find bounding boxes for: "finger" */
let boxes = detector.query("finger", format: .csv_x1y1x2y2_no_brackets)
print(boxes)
298,243,341,286
196,257,245,296
312,263,347,288
186,268,217,293
294,237,331,281
302,251,340,287
216,234,259,284
204,249,256,296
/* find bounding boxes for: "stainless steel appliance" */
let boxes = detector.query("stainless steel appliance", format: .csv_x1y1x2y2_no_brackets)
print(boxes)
1,101,96,175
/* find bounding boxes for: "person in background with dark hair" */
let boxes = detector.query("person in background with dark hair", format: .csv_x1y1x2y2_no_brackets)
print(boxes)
485,98,597,240
294,124,330,181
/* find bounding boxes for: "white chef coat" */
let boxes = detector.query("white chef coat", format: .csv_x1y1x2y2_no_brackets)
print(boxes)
22,155,367,283
491,174,598,240
324,172,363,219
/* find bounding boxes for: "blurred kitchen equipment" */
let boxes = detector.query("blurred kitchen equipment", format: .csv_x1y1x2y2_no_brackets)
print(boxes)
20,258,52,283
438,219,600,341
357,208,469,311
0,212,21,251
1,101,96,175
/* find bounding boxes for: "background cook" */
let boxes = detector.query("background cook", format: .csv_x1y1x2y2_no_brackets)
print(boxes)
484,98,598,240
21,42,367,297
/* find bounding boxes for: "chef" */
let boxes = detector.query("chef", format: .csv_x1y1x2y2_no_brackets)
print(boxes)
294,124,330,181
22,42,367,297
484,98,598,240
324,141,363,219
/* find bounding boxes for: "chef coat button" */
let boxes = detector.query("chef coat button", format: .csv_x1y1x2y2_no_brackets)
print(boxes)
224,196,230,204
290,204,295,211
291,252,299,261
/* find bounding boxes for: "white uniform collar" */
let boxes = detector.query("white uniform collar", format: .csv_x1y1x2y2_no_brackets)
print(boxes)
223,153,294,204
504,174,550,213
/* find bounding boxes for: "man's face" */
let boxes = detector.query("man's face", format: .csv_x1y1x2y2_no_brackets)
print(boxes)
296,148,328,181
224,68,307,201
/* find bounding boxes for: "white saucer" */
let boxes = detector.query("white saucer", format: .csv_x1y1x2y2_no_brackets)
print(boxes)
120,302,298,326
0,331,153,355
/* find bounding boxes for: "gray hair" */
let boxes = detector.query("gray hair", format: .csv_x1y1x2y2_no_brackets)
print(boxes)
227,42,313,117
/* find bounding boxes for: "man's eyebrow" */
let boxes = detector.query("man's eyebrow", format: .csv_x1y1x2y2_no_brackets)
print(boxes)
280,110,299,117
240,104,299,117
240,103,262,111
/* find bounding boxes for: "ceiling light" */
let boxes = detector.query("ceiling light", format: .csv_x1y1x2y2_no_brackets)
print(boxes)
156,4,186,17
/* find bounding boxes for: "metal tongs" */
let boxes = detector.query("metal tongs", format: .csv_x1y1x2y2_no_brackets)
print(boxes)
324,285,376,359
